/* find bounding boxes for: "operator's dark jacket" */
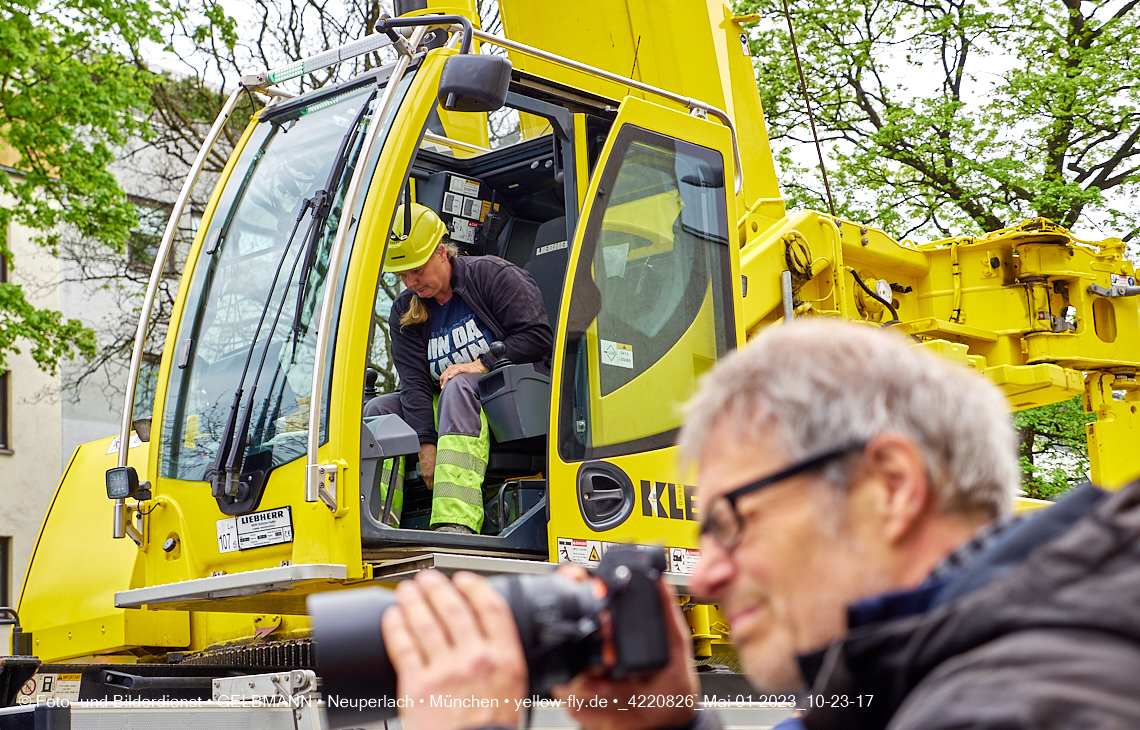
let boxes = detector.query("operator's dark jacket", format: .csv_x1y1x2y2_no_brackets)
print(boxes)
797,479,1140,730
389,254,552,445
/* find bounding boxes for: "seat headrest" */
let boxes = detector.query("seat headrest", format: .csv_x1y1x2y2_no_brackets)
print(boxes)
531,216,568,258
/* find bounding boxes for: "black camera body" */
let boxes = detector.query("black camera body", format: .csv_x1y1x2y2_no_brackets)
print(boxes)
309,545,670,727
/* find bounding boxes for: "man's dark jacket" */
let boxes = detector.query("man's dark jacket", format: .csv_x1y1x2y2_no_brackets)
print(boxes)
389,254,552,445
800,479,1140,730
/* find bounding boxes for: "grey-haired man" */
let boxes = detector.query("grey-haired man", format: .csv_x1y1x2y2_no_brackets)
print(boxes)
380,319,1140,730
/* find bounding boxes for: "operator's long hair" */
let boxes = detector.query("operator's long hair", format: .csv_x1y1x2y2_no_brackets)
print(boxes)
399,241,458,328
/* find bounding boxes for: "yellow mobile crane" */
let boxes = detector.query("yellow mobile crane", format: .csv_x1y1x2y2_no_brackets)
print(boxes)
4,0,1139,710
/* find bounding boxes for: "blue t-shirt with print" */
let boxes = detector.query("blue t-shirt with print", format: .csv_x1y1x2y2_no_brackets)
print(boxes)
427,296,492,382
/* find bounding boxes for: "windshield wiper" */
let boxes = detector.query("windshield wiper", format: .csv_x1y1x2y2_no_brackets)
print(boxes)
290,88,378,353
208,88,379,504
170,131,278,459
208,195,319,500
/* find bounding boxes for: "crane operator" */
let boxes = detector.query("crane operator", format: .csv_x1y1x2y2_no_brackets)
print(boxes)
365,203,553,534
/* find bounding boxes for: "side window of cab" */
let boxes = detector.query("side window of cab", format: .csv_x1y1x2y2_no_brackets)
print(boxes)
559,126,735,461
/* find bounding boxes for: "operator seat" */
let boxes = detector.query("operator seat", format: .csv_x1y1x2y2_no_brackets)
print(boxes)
523,216,570,332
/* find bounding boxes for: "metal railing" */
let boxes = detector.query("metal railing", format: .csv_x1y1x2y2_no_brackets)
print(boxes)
113,86,245,541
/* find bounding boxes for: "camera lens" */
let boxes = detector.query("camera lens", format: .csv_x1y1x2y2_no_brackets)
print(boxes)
308,587,399,727
491,574,604,693
309,574,601,727
309,547,669,729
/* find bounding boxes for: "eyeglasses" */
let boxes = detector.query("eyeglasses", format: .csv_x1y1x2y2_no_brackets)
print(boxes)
698,441,867,552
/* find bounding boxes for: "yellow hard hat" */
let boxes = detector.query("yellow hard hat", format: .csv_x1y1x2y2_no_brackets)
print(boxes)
383,203,449,273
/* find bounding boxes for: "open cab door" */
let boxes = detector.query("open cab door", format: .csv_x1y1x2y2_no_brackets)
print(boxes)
548,96,742,575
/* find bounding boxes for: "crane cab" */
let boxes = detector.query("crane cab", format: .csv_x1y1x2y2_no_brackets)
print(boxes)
18,17,745,664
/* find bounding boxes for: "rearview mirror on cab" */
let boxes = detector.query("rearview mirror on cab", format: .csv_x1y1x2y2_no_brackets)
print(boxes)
438,54,512,112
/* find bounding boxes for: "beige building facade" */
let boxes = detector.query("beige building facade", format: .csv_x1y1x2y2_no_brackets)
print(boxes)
0,137,200,652
1,164,66,653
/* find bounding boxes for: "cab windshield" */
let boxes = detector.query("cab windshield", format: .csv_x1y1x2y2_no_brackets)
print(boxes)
160,68,413,481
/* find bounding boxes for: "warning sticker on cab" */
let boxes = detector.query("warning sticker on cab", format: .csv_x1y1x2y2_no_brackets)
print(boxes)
669,547,701,575
448,175,481,198
557,539,693,574
557,537,604,567
217,507,293,553
450,218,477,244
599,339,634,369
17,673,81,704
442,191,464,216
105,431,143,455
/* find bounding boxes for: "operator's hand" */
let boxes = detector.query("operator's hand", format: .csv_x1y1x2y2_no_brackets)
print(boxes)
381,570,528,730
439,359,488,389
419,443,436,491
553,565,700,730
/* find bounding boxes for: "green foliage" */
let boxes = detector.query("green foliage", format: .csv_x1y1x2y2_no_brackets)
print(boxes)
1014,396,1094,500
149,73,261,175
738,0,1137,497
193,1,237,47
0,282,97,372
0,0,175,372
0,218,96,371
737,0,1140,241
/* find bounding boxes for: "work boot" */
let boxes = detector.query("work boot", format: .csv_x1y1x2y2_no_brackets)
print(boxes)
433,523,475,534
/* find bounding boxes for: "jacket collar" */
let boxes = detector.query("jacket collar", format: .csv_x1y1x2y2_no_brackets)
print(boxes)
448,254,469,295
797,482,1120,729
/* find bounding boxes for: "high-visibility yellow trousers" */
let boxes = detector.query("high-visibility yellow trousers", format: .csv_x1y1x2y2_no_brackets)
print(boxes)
365,372,490,532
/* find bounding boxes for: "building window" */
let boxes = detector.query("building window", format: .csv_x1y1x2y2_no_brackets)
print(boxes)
0,537,9,607
128,201,199,277
1,224,8,453
0,226,7,453
128,203,174,273
0,371,8,453
133,356,160,420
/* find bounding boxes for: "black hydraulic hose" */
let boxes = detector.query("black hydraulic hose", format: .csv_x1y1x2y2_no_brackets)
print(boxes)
847,268,901,326
100,671,214,690
780,0,836,217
